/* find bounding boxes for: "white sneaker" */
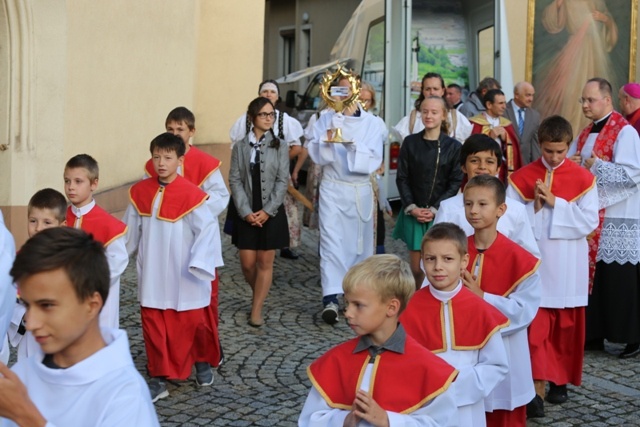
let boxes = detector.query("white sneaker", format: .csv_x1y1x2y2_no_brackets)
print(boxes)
322,302,339,325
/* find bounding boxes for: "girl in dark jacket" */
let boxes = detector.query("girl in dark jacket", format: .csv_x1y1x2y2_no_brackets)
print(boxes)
393,96,464,289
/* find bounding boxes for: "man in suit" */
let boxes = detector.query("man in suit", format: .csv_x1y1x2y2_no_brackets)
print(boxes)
445,83,464,111
504,82,541,165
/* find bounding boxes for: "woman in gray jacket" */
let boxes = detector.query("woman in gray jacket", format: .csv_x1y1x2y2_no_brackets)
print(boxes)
229,97,290,327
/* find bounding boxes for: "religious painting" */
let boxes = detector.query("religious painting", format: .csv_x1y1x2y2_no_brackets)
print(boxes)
526,0,638,133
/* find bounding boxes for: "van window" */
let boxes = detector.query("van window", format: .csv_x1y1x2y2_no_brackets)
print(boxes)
477,25,494,79
362,18,385,116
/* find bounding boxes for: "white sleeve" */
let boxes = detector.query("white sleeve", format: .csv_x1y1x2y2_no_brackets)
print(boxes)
202,170,230,218
453,111,472,143
484,271,541,336
308,112,338,166
549,185,599,239
591,126,640,209
282,113,304,146
123,204,142,256
393,115,411,141
186,204,218,281
298,387,349,426
105,237,128,285
387,389,459,427
450,333,509,407
0,222,16,344
346,117,386,175
229,114,248,147
504,189,541,258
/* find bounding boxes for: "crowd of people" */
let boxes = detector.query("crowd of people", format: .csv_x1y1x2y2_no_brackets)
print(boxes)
0,71,639,426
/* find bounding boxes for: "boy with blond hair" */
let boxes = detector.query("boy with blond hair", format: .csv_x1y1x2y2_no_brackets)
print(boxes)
64,155,128,329
126,133,221,402
0,227,159,426
402,223,510,426
299,254,459,426
508,115,598,416
463,174,541,427
8,188,68,360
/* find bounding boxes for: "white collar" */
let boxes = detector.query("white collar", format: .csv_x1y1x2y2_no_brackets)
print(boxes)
71,199,95,218
428,281,463,302
541,156,565,171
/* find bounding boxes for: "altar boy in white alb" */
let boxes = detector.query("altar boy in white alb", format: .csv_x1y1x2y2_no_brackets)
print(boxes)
508,116,598,415
0,227,159,427
308,75,387,324
125,133,221,402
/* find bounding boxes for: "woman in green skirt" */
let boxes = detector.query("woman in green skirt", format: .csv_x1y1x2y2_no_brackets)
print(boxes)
393,96,464,289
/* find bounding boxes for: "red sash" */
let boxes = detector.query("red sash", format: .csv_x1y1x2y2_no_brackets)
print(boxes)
144,145,221,188
66,204,127,247
401,286,509,353
470,115,522,183
308,335,458,414
467,233,540,297
508,158,596,203
575,111,627,291
129,175,208,222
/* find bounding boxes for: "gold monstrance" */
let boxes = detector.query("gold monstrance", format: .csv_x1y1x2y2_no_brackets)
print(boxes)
319,65,360,143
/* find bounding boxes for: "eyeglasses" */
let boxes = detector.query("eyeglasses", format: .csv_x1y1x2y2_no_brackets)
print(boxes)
578,97,604,105
256,112,275,119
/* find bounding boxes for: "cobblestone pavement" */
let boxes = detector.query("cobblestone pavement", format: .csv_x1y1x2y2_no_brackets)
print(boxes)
113,214,640,426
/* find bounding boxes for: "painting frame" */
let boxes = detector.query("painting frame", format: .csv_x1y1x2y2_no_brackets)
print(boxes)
525,0,638,130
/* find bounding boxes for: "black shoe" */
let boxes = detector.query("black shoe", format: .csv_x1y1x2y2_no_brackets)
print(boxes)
280,248,299,260
526,395,545,418
584,339,604,351
546,383,568,404
619,343,640,359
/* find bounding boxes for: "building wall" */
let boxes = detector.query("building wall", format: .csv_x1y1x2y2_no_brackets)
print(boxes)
263,0,361,92
0,0,264,245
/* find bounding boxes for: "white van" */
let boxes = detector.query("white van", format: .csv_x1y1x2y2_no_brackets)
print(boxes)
281,0,513,201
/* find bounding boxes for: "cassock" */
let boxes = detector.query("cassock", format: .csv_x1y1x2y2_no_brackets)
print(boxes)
124,176,221,379
298,325,459,427
469,114,522,182
308,109,387,297
627,108,640,135
0,329,159,427
402,283,510,427
434,193,540,258
67,201,128,330
393,108,472,143
467,233,541,415
0,212,15,364
508,157,598,386
568,110,640,344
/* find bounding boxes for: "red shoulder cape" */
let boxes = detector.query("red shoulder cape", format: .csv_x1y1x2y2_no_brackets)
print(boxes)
401,286,509,353
508,158,596,202
467,233,540,297
144,145,221,187
470,115,522,183
66,204,127,247
308,335,458,414
129,175,208,222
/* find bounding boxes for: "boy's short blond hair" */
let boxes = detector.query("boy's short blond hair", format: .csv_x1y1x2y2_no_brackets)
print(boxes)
421,222,468,257
342,254,415,313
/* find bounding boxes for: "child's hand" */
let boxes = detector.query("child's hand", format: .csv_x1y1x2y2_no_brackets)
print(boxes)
353,390,389,427
253,210,270,226
0,362,46,426
533,179,545,213
462,270,484,298
535,179,556,208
